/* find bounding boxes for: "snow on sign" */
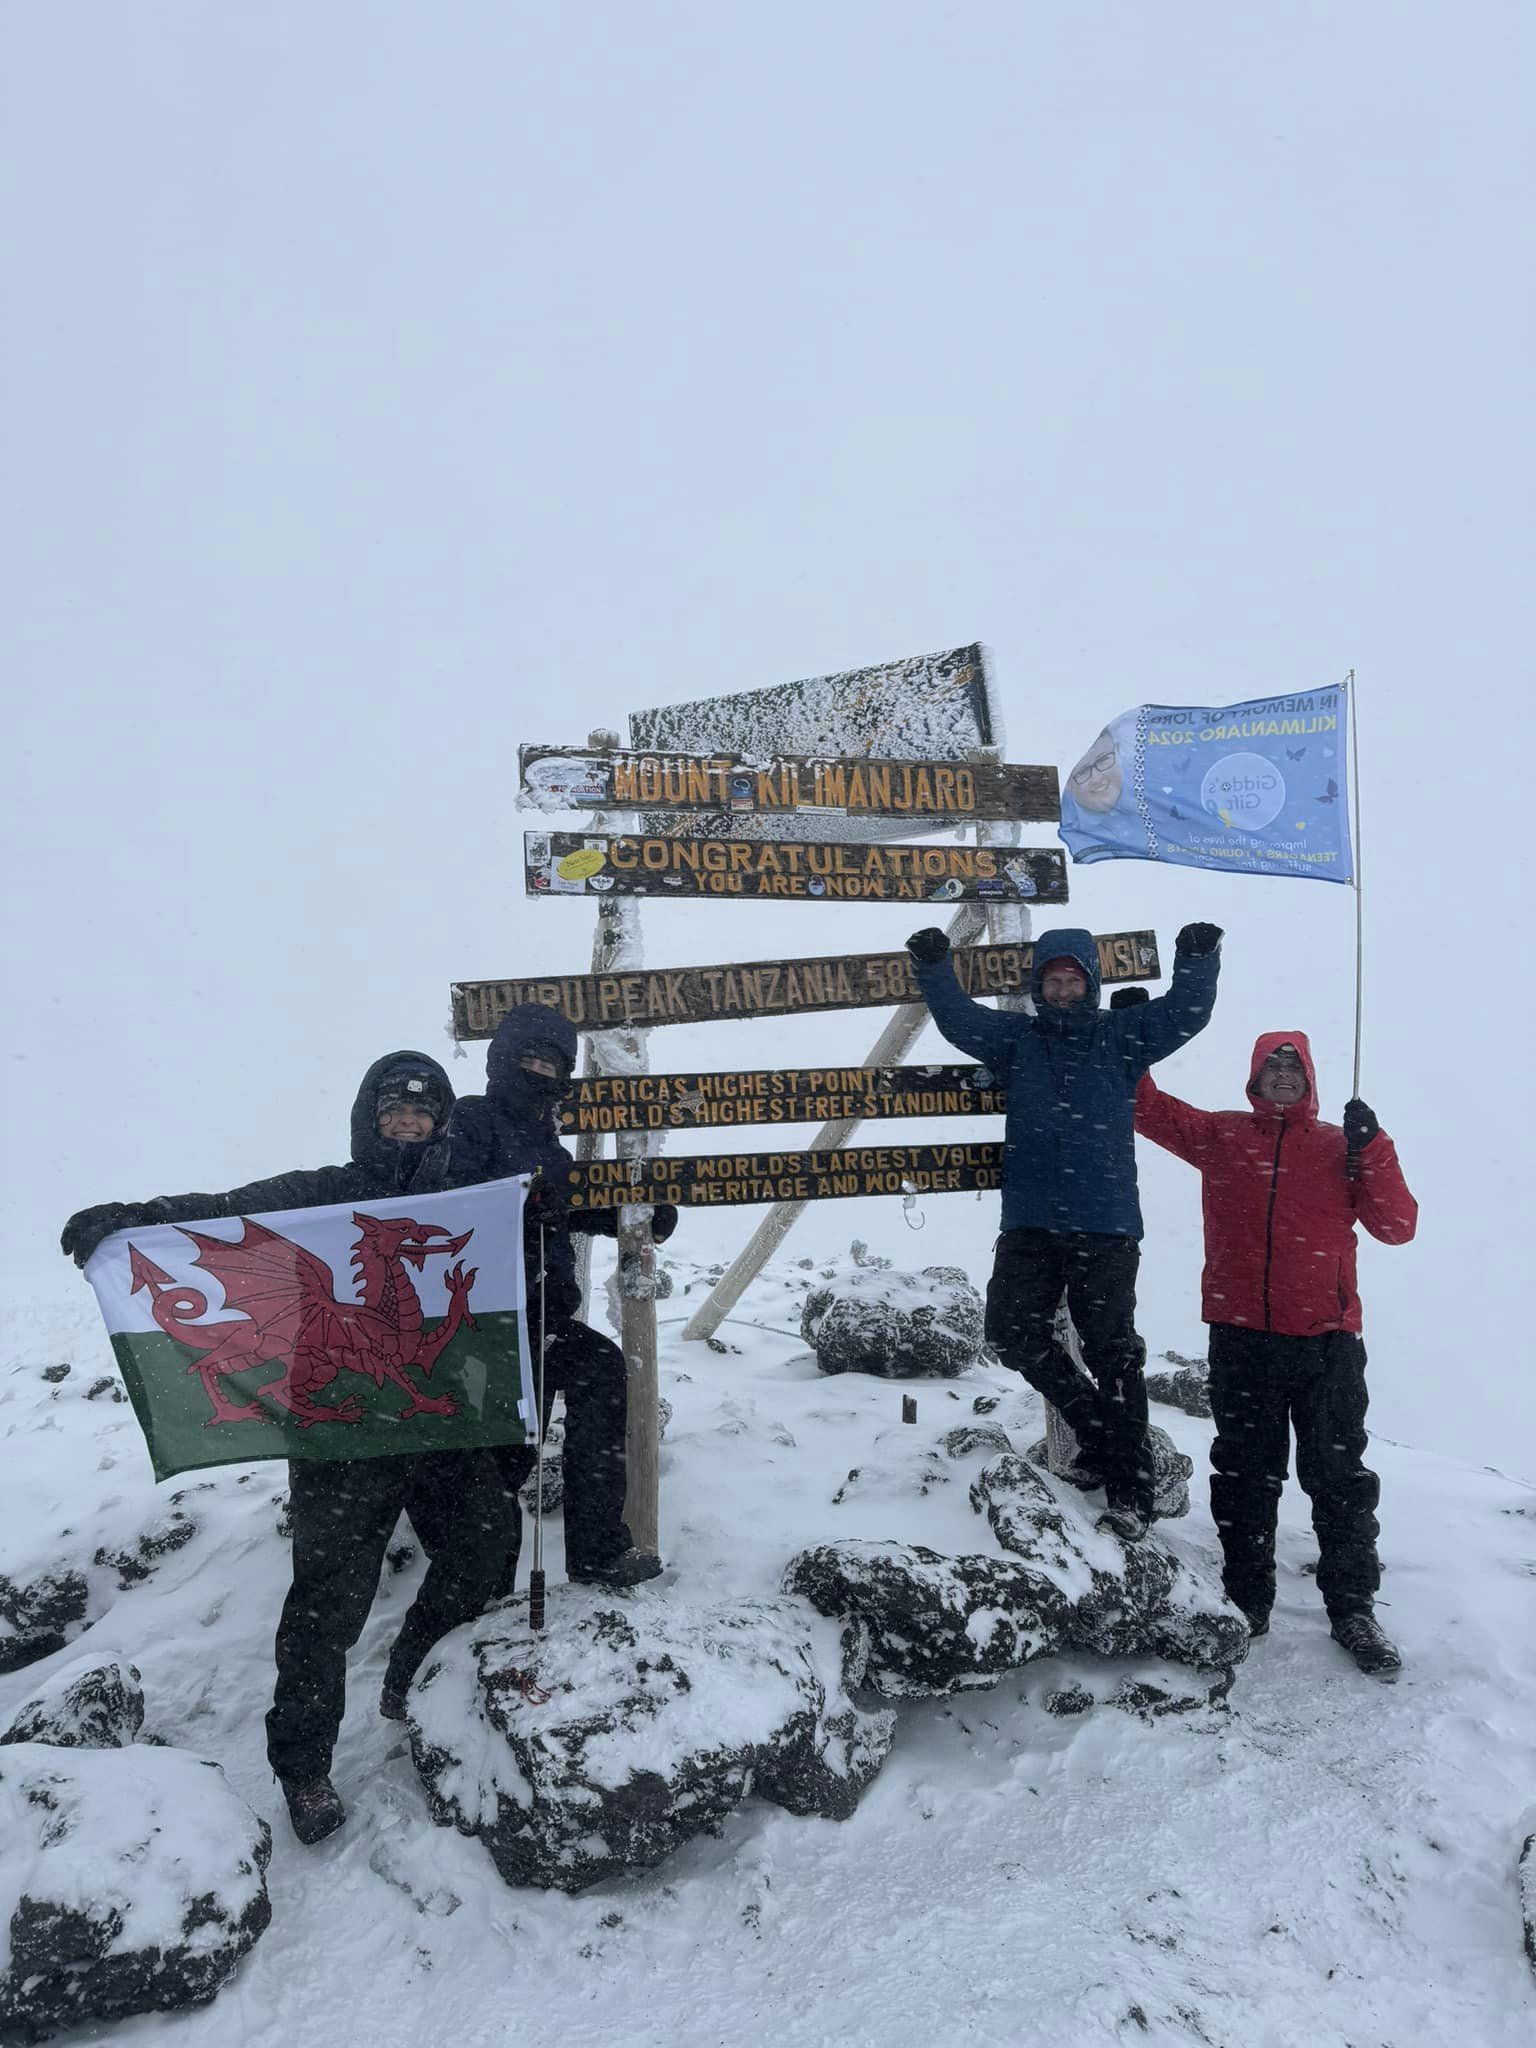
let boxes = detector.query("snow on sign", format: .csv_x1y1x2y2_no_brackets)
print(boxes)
453,931,1160,1038
524,831,1068,905
519,745,1060,823
628,641,998,846
559,1064,1006,1135
565,1143,1004,1210
80,1177,538,1482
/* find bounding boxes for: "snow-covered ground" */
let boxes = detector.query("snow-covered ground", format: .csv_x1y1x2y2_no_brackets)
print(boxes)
3,1237,1532,2048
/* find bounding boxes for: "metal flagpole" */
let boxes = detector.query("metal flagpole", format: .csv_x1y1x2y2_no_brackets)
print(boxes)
1347,668,1363,1097
528,1222,549,1631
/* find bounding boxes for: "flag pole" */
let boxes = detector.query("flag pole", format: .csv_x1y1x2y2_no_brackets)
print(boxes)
1347,668,1363,1098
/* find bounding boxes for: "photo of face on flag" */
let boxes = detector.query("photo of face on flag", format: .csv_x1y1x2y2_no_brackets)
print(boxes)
1059,685,1353,882
81,1176,538,1482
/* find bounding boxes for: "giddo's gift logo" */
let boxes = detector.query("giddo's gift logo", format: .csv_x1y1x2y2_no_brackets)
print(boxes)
1199,753,1285,830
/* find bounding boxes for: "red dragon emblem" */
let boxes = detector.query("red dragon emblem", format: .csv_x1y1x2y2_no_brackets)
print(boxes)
126,1212,479,1428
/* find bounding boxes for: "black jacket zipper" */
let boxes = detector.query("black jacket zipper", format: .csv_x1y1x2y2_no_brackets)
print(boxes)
1261,1121,1288,1331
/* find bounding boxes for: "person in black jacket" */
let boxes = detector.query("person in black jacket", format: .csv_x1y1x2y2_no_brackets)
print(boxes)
60,1051,518,1848
444,1003,674,1591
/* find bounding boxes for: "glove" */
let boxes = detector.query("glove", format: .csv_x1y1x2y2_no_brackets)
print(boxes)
60,1203,138,1268
1175,921,1223,958
651,1202,679,1244
906,928,951,964
1342,1099,1380,1151
1109,987,1150,1010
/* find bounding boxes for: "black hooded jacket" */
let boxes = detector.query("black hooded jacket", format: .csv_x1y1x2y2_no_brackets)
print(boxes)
444,1005,623,1323
117,1051,455,1228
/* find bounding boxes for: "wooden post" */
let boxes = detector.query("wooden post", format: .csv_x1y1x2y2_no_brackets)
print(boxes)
678,897,989,1342
562,729,659,1552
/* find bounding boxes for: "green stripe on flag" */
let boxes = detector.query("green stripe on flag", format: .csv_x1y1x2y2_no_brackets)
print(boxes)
110,1309,532,1483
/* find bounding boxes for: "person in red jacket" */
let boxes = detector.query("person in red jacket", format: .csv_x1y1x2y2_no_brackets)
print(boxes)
1134,1032,1417,1675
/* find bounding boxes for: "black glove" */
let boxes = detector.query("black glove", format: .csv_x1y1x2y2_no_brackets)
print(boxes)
651,1202,679,1243
1175,921,1223,958
1342,1099,1380,1151
1109,987,1150,1010
906,928,951,964
60,1203,138,1268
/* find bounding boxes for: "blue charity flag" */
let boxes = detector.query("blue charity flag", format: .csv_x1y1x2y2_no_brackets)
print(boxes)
1057,684,1354,883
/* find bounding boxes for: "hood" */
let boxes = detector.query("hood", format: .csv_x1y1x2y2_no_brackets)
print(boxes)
486,1003,579,1097
1245,1030,1319,1123
1029,928,1102,1019
349,1049,456,1170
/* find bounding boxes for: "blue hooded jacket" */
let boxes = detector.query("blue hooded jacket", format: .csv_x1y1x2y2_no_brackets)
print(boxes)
915,928,1219,1239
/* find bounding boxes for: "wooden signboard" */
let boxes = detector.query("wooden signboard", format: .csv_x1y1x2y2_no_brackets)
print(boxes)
524,831,1068,906
452,930,1160,1039
563,1141,1005,1211
520,745,1059,823
559,1063,1005,1136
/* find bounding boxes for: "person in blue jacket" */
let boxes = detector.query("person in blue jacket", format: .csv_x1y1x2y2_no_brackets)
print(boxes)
907,921,1222,1540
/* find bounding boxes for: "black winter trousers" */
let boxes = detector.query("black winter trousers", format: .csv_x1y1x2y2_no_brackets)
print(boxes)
985,1228,1154,1519
492,1318,632,1580
1207,1325,1381,1623
265,1448,516,1786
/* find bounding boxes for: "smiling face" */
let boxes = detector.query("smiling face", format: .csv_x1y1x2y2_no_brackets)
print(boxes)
377,1102,436,1142
1254,1049,1308,1105
1039,962,1089,1009
1067,732,1122,813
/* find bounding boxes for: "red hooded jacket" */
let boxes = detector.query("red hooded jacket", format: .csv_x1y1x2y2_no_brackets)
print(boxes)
1134,1031,1417,1337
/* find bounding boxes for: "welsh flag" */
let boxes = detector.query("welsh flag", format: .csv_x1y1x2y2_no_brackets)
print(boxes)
83,1176,537,1483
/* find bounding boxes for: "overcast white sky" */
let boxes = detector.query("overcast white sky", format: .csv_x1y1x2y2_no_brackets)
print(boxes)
4,4,1532,1461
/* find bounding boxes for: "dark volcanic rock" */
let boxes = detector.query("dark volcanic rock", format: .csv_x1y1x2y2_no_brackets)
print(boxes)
785,1450,1246,1704
1,1654,145,1750
1145,1351,1212,1419
1027,1422,1195,1520
409,1589,893,1893
0,1572,91,1677
801,1266,985,1379
0,1744,271,2041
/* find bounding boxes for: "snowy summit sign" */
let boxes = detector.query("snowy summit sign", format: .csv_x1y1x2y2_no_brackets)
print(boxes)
559,1064,1006,1135
565,1143,1004,1211
519,745,1059,824
524,831,1068,905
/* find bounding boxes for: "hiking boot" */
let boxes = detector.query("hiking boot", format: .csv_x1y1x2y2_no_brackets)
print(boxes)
281,1775,346,1846
570,1547,663,1589
1055,1455,1106,1493
1242,1610,1270,1638
1095,1506,1149,1544
1330,1610,1401,1677
379,1680,409,1722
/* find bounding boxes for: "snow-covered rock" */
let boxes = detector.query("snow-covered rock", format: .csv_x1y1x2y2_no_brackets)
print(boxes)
1027,1421,1196,1520
0,1572,90,1677
408,1587,894,1893
801,1265,985,1378
1145,1350,1213,1418
1521,1828,1535,1973
1,1653,144,1750
785,1450,1246,1702
0,1743,271,2041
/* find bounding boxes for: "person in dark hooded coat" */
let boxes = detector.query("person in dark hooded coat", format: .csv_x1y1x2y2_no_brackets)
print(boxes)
907,920,1222,1541
1135,1033,1417,1674
443,1002,676,1590
60,1051,518,1846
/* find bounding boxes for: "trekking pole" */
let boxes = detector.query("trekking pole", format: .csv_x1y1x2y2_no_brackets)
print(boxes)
528,1220,549,1632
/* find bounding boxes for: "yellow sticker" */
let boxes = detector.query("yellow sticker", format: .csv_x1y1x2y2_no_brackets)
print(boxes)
557,846,607,882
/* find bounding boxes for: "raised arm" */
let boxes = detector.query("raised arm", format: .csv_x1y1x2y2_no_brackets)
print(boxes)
60,1165,348,1267
1133,1070,1219,1167
908,931,1020,1071
1343,1101,1418,1245
1116,923,1222,1068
